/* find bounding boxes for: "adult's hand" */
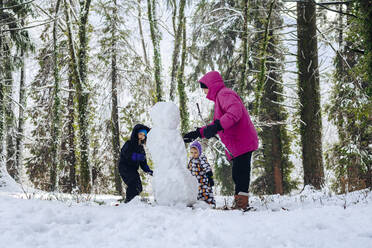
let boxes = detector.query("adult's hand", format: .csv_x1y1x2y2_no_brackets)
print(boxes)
203,120,223,139
183,128,201,143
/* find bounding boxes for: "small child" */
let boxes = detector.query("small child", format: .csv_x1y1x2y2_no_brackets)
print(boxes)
187,141,216,206
118,124,153,203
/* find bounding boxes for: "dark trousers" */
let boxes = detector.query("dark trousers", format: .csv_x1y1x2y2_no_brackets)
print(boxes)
120,170,143,203
232,152,252,195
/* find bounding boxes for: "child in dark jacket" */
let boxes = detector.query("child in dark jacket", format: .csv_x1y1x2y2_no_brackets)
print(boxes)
187,141,216,206
118,124,153,203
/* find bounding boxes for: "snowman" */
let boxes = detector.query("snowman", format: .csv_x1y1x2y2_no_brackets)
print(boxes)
147,102,198,206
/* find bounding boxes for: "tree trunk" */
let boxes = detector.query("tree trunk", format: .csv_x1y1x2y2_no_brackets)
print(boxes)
170,0,185,101
77,0,92,193
177,18,189,134
359,0,372,86
147,0,163,102
111,0,123,195
4,44,17,181
254,0,295,195
137,0,149,66
15,36,26,183
67,67,77,192
64,0,77,192
0,0,4,171
239,0,249,96
297,1,324,189
64,0,92,193
50,0,62,191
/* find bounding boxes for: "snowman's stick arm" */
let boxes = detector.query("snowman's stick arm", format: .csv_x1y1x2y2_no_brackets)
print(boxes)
196,103,234,159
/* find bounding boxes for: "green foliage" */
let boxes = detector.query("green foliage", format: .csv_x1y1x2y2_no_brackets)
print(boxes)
190,0,242,89
25,18,71,192
250,0,297,195
25,45,55,190
325,1,372,193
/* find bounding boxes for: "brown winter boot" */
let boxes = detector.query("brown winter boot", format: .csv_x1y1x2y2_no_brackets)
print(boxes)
233,192,249,210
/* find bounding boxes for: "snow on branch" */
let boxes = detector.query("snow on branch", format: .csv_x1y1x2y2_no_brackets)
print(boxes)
0,0,35,11
1,18,58,33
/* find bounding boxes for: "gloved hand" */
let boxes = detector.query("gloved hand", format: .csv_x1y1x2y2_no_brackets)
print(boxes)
142,164,153,176
206,171,214,187
131,152,145,162
203,120,223,139
183,128,201,143
208,178,215,187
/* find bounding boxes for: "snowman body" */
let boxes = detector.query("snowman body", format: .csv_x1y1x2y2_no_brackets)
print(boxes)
147,102,198,206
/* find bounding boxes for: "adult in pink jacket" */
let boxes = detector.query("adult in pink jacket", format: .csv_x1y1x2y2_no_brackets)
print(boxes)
183,71,258,209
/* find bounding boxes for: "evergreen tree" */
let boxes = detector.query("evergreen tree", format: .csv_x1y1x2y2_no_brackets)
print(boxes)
26,45,55,190
60,0,94,193
190,0,245,193
297,0,324,189
94,0,136,195
251,0,298,195
326,1,372,192
25,1,68,191
0,0,33,182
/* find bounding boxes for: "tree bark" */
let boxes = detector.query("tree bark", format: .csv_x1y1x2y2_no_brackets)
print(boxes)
177,17,189,134
15,32,26,183
67,67,77,192
147,0,163,102
297,1,324,189
170,0,185,101
77,0,92,193
50,0,62,191
0,0,4,172
4,44,17,181
111,0,123,195
256,0,290,195
64,0,77,192
137,0,149,66
239,0,249,96
64,0,92,193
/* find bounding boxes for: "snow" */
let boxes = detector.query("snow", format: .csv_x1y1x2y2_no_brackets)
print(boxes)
0,167,22,193
0,186,372,248
147,102,198,206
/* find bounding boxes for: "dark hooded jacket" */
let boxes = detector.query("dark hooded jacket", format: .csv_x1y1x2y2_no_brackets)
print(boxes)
118,124,151,184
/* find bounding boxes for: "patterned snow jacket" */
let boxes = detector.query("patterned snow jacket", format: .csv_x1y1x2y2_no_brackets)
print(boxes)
187,155,212,186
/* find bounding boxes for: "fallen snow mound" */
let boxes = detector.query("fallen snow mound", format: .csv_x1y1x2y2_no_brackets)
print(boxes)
0,188,371,248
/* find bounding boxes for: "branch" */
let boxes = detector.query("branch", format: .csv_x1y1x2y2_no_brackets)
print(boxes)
1,18,57,33
312,0,358,18
0,0,35,11
33,3,66,31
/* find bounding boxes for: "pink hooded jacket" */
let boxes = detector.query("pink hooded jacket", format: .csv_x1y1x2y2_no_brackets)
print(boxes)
199,71,258,160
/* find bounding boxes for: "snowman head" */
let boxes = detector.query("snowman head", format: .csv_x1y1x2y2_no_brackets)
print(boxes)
150,102,180,129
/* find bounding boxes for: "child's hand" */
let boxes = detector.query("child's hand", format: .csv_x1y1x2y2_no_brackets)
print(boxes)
208,178,215,187
206,171,214,187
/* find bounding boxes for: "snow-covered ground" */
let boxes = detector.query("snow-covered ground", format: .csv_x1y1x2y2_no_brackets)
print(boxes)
1,184,371,248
